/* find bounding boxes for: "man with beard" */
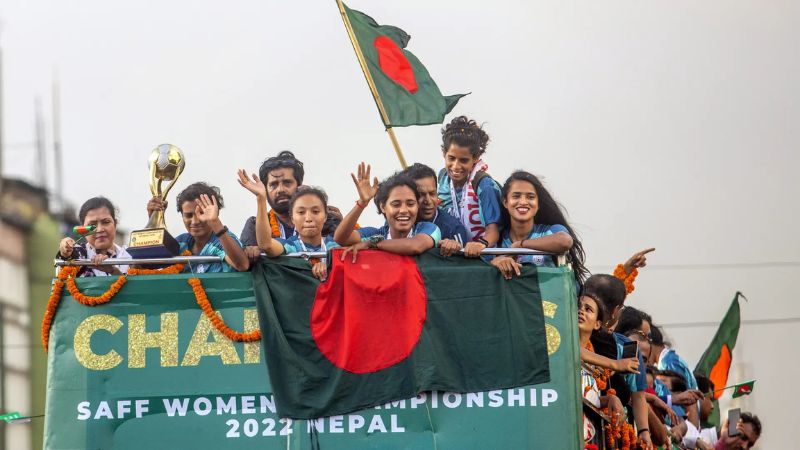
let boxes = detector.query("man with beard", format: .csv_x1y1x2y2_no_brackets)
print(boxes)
239,151,342,261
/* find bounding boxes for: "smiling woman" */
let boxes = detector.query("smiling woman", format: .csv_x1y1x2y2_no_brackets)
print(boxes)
334,164,440,261
56,197,132,277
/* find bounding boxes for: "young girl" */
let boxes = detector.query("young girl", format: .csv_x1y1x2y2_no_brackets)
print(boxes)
489,171,588,288
57,197,131,277
334,163,440,261
238,169,337,281
436,116,502,257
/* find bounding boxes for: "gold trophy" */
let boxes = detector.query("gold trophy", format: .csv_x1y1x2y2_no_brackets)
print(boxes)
128,144,185,258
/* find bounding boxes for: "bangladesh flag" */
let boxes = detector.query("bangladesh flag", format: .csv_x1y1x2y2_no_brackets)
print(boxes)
694,292,743,426
253,250,550,419
732,380,755,398
340,2,467,127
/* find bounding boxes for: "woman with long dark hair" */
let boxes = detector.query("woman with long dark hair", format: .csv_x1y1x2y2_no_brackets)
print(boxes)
489,171,588,287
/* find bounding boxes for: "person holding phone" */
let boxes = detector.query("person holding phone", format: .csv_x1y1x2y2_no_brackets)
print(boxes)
715,411,761,449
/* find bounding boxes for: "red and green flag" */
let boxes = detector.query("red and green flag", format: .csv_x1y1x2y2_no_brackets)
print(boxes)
694,292,743,426
731,380,755,398
340,2,467,127
253,250,550,419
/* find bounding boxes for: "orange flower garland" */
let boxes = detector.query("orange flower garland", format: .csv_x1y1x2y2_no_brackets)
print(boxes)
613,264,638,294
128,250,192,275
269,209,282,238
41,266,78,351
66,273,127,306
584,341,613,391
188,277,261,342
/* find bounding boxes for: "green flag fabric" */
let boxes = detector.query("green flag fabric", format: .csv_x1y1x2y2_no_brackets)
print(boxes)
253,250,551,419
342,3,467,127
694,292,742,427
731,380,755,398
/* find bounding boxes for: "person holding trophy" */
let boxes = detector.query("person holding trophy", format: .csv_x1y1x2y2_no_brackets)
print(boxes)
148,182,249,273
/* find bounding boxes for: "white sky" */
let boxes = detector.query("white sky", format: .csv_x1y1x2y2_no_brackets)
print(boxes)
1,1,798,447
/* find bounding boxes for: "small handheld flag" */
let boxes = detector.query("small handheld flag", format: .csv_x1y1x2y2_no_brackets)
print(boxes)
732,380,755,398
73,225,96,236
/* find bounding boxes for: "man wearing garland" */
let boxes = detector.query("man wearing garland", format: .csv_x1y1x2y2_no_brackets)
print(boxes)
240,151,343,260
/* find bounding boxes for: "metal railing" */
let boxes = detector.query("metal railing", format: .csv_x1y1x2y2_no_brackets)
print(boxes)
54,248,567,268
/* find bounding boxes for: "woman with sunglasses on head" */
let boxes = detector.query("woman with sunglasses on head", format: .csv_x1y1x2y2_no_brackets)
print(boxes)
238,168,338,281
334,163,440,261
57,197,131,277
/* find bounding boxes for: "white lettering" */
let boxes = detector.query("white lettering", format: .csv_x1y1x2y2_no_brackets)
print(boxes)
390,414,405,432
542,389,558,407
260,395,276,414
466,392,484,408
488,390,503,407
410,393,426,409
217,397,237,415
94,401,113,419
329,415,344,433
163,398,189,417
135,399,149,418
430,391,439,408
241,396,255,414
442,393,462,408
194,397,212,416
308,419,324,433
530,388,537,406
508,389,525,407
367,415,387,433
116,400,131,418
348,415,365,432
77,401,91,421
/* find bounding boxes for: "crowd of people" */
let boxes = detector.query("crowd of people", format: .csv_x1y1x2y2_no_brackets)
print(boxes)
55,115,761,449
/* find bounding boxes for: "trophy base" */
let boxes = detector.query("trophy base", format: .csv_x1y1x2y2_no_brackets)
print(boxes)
128,228,180,259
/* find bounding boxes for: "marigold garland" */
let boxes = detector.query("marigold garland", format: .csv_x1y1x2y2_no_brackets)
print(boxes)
584,341,613,391
41,266,78,351
602,392,645,450
188,277,261,342
269,209,282,238
613,264,638,294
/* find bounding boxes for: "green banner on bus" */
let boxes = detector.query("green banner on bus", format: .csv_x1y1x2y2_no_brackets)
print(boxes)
44,261,581,449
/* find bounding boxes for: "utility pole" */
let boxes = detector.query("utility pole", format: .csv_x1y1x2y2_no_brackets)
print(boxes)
34,98,47,190
52,72,63,213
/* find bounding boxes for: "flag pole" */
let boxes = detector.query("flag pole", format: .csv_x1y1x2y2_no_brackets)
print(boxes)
335,0,408,169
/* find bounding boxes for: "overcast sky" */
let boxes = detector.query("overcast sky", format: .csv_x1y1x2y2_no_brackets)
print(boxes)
2,1,798,447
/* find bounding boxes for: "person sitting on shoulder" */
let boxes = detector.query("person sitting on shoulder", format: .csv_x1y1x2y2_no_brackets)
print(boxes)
490,171,588,287
148,182,249,273
437,116,502,257
401,162,467,257
57,196,131,277
238,169,337,281
239,151,343,262
334,163,440,261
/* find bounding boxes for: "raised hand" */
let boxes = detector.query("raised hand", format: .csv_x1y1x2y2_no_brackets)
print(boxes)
350,162,379,205
623,247,656,275
146,197,168,217
237,169,266,198
59,237,76,258
194,194,220,224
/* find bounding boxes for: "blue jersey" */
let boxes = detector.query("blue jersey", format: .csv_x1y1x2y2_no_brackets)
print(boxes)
500,224,569,266
176,231,244,273
432,207,468,243
437,170,503,241
281,235,339,254
359,222,441,247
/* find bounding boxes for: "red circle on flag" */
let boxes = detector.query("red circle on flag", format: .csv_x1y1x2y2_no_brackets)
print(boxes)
311,250,427,374
374,36,419,94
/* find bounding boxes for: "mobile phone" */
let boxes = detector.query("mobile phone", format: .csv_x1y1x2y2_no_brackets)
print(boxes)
728,408,741,437
621,341,639,359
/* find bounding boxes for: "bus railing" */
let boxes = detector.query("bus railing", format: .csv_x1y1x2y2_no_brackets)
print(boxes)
54,248,567,267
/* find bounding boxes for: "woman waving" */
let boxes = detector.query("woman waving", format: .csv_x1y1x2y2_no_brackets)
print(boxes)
334,163,440,261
